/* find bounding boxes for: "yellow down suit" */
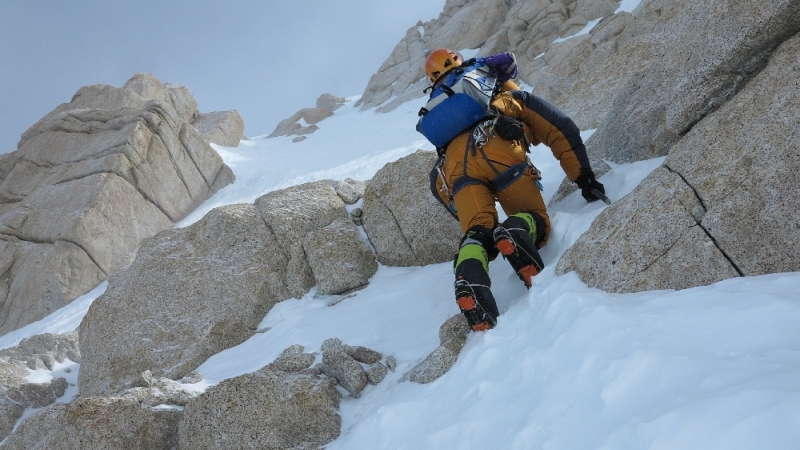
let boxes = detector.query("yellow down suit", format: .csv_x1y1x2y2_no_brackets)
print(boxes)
437,89,592,249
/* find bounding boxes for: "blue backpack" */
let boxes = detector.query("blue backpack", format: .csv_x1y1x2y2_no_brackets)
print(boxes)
417,60,498,148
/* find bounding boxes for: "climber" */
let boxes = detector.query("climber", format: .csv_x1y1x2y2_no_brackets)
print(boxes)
422,48,606,331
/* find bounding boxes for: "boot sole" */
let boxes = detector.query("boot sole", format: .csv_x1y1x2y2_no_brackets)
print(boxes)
495,238,516,257
495,237,538,288
456,294,494,331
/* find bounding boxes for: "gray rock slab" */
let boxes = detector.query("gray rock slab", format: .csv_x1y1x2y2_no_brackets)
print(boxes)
178,369,341,450
303,218,377,295
556,32,800,292
0,73,233,334
78,203,291,397
192,110,245,147
1,396,181,450
362,150,461,266
255,181,349,298
556,167,740,292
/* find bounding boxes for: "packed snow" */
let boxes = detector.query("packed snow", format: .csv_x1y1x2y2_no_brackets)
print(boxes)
2,92,800,449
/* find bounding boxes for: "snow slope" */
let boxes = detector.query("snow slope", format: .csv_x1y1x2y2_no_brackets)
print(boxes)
2,95,800,449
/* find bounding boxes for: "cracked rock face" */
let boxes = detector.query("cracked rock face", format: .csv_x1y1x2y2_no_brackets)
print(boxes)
254,181,351,298
361,150,461,267
556,167,741,292
535,0,800,163
556,32,800,291
0,73,234,335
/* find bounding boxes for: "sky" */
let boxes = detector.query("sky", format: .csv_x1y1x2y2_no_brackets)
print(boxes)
0,0,446,153
3,96,800,448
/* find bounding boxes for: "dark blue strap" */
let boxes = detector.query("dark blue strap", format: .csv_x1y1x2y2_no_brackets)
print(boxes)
489,163,529,192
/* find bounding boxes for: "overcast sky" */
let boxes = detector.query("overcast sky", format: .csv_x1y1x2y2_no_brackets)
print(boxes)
0,0,446,153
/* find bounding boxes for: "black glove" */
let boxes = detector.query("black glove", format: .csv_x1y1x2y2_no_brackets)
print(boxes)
575,169,606,202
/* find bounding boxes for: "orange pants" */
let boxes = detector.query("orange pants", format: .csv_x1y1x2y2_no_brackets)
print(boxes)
443,132,551,248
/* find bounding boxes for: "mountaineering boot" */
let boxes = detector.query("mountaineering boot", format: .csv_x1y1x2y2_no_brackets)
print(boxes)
454,226,500,331
455,259,498,331
494,213,545,288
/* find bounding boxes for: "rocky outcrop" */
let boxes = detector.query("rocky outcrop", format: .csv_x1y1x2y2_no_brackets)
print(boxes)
268,93,346,140
179,346,342,450
320,338,392,397
0,73,235,335
402,314,471,384
0,385,192,450
192,109,245,146
557,32,800,291
304,218,378,295
77,203,290,397
79,181,379,397
356,0,617,113
531,0,800,162
255,181,357,298
362,150,461,266
0,332,79,441
0,332,80,370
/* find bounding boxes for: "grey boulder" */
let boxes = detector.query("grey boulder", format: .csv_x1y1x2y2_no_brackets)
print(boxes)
362,150,461,267
192,109,245,147
78,203,290,397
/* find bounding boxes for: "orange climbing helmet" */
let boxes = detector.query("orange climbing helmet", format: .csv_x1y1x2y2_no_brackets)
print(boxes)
425,48,463,83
